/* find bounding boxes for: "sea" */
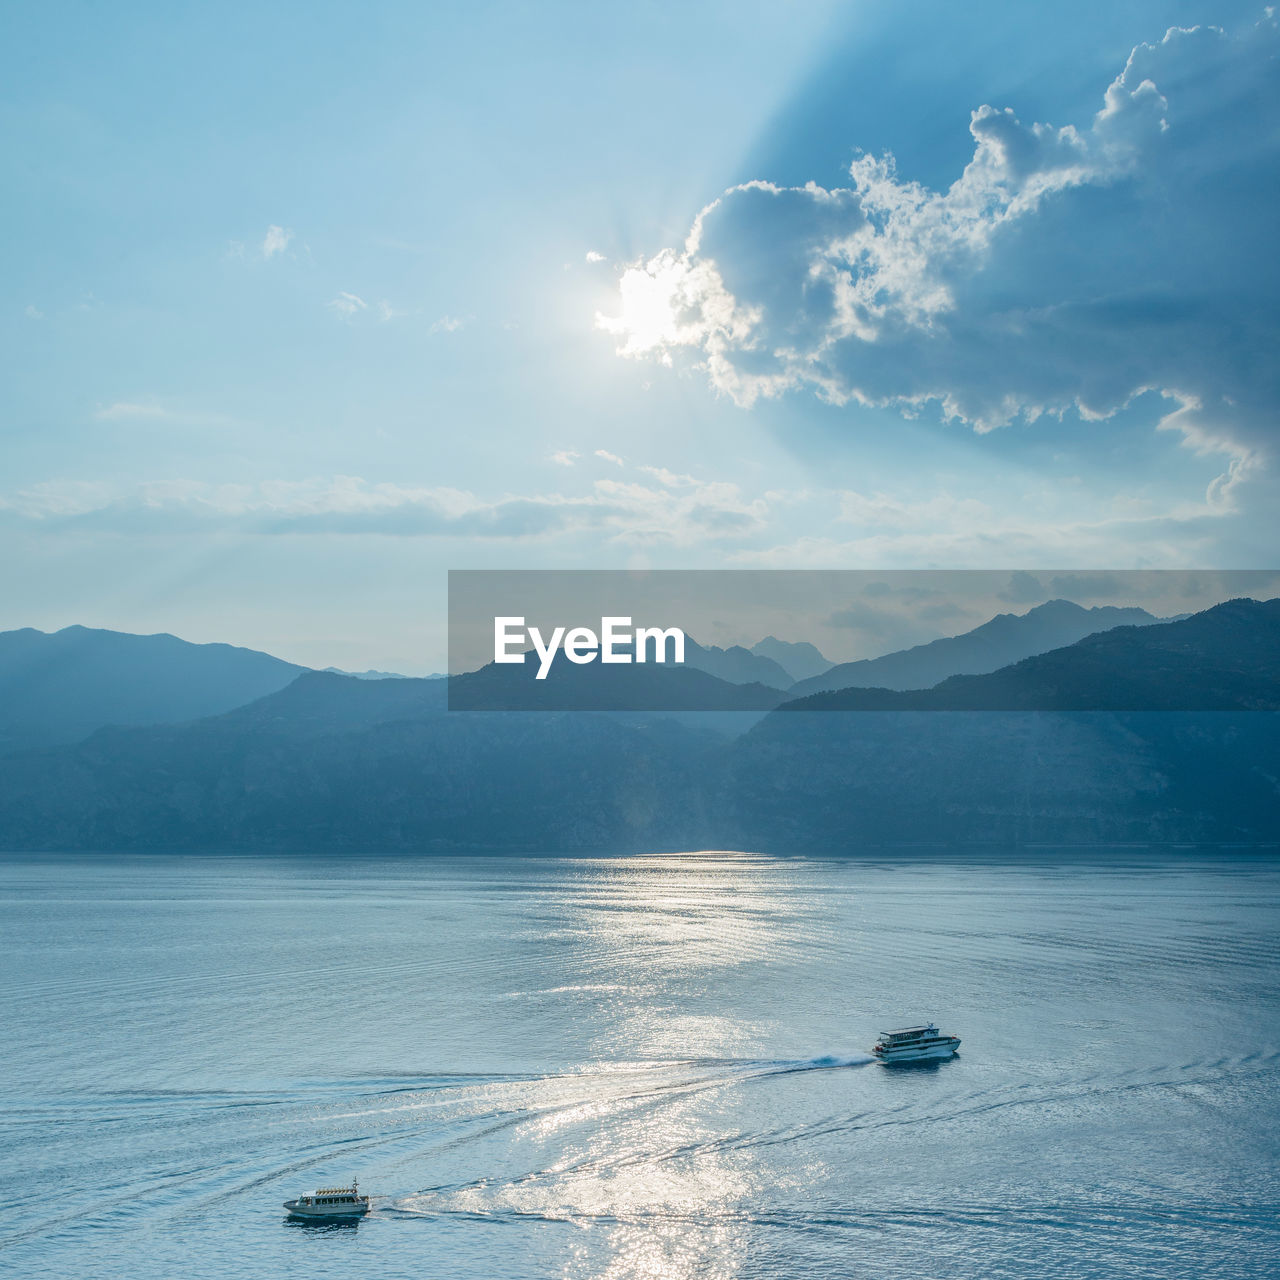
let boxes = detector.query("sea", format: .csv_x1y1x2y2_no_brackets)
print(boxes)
3,851,1279,1279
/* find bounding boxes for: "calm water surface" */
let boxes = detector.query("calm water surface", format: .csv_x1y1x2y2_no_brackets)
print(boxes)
3,852,1279,1279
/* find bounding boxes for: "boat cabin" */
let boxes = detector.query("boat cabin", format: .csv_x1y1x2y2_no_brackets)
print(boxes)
877,1024,939,1043
303,1182,364,1207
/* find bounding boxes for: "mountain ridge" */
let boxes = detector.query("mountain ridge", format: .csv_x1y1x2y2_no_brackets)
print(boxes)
0,624,307,753
788,599,1169,697
0,598,1275,852
781,599,1280,711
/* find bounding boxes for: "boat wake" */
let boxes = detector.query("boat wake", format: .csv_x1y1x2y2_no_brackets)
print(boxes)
773,1053,875,1071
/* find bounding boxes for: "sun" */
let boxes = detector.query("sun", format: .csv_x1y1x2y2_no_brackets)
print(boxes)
596,250,689,362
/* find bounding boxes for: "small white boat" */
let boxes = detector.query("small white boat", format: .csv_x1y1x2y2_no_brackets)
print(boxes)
872,1022,960,1063
284,1179,370,1218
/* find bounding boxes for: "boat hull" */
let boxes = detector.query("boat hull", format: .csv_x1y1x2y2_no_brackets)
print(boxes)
874,1037,960,1063
283,1200,369,1219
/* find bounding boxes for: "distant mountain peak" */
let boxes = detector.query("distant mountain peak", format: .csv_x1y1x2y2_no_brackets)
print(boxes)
323,666,414,680
749,636,833,684
680,637,792,689
0,624,309,753
1026,598,1137,617
1026,598,1086,614
779,595,1280,712
787,599,1166,697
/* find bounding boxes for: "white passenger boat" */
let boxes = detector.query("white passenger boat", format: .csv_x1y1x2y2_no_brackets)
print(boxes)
872,1023,960,1063
283,1179,370,1218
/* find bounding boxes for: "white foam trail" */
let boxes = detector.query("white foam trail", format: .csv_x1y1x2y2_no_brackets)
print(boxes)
770,1054,875,1073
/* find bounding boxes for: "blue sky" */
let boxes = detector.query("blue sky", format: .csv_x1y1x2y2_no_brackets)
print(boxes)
2,1,1275,671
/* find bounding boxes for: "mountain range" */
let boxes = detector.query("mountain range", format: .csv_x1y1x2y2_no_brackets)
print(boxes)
0,599,1275,852
0,626,306,753
748,637,833,683
3,599,1163,749
680,638,793,687
787,600,1169,696
784,599,1280,711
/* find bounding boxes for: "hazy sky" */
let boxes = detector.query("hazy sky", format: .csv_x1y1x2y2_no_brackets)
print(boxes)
3,1,1276,672
447,569,1280,671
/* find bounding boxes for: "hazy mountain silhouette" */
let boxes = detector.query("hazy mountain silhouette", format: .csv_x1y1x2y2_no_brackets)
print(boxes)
788,600,1167,697
782,600,1280,711
721,599,1280,847
681,638,793,688
0,625,307,753
449,651,786,711
0,600,1275,852
719,707,1280,848
750,636,833,683
323,666,421,680
0,671,713,853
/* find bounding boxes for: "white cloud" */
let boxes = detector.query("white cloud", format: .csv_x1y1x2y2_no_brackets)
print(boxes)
638,465,697,487
94,402,170,421
598,16,1280,485
261,225,293,259
2,480,116,518
430,314,469,334
324,296,412,323
24,304,44,320
585,250,606,263
594,449,625,467
551,450,581,466
0,473,774,545
1,445,1258,565
328,291,368,317
836,489,993,531
732,471,1252,569
89,400,243,429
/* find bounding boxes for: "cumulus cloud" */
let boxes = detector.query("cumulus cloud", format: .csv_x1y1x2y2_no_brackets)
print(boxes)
261,225,293,259
639,465,698,487
550,450,580,466
595,449,625,466
585,250,606,263
598,16,1280,477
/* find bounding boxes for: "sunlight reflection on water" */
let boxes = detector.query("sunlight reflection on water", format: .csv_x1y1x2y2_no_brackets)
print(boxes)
3,852,1280,1279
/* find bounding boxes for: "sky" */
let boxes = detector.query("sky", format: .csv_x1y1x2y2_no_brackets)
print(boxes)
2,1,1276,673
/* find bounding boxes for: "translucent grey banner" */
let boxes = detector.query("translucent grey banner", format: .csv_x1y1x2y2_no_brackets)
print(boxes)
447,569,1280,711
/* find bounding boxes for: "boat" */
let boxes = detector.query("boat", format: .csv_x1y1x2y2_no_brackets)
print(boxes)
872,1022,960,1063
283,1179,370,1218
